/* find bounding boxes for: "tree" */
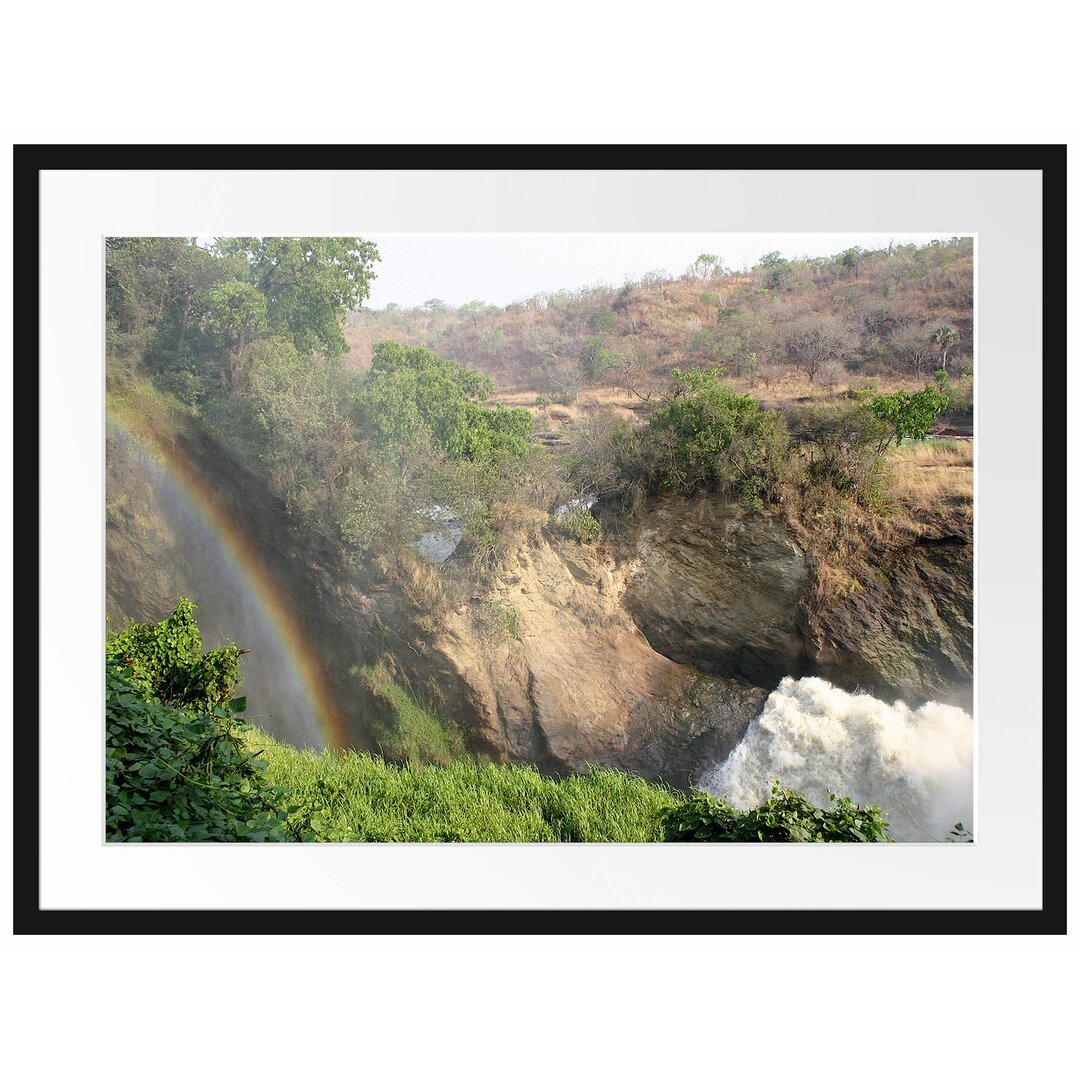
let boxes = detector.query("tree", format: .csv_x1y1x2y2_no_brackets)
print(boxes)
891,321,937,377
174,240,228,348
540,355,583,405
788,401,892,505
839,246,862,277
458,299,489,325
933,325,960,371
236,337,362,517
107,237,213,342
690,253,721,281
640,269,670,297
588,308,618,335
362,341,532,466
482,327,506,357
870,386,951,446
203,281,268,389
755,250,793,289
610,344,653,401
640,368,790,502
214,236,379,359
783,314,857,383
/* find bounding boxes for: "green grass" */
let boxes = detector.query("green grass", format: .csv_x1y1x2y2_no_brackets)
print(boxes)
353,661,468,767
243,726,688,842
891,436,966,453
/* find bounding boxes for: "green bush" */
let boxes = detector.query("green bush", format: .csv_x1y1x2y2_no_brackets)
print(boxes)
558,505,602,542
870,385,950,445
107,597,241,710
933,369,973,417
636,368,790,503
660,783,893,842
789,401,891,509
105,600,296,841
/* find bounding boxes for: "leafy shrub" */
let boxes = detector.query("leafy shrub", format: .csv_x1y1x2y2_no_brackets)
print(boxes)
558,505,602,542
660,783,893,842
636,368,790,504
933,369,973,417
107,597,241,710
870,386,950,446
105,600,296,841
789,402,891,510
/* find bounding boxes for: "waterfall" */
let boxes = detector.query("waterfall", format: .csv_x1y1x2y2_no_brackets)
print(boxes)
700,676,974,842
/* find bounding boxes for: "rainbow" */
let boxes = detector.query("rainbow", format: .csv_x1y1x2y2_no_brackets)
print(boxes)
106,407,350,750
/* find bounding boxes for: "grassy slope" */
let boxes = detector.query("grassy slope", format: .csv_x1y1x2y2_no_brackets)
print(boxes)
243,726,687,841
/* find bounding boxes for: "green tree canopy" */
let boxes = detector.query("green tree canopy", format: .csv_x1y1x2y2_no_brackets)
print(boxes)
932,324,960,371
641,367,790,502
870,386,950,445
362,341,532,464
215,236,379,358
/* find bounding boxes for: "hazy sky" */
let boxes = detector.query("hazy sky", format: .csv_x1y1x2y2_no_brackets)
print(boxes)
357,233,958,309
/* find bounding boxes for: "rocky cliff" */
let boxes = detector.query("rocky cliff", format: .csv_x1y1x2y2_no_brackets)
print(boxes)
106,415,973,787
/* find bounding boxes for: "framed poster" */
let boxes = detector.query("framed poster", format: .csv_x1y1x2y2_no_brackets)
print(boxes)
16,145,1065,932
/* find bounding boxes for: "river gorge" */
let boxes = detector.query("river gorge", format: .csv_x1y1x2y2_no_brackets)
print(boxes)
107,409,974,841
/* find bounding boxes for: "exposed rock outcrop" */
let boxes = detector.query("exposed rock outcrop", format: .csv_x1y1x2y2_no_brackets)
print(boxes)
606,495,809,687
410,529,769,785
804,538,974,710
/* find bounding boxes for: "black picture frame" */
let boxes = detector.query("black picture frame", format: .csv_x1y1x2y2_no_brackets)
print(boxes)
15,143,1066,934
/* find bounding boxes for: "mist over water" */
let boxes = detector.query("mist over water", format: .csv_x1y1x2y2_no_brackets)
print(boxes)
701,676,974,842
112,435,325,749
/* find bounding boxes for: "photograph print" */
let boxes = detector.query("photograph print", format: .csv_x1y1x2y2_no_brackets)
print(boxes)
105,231,975,845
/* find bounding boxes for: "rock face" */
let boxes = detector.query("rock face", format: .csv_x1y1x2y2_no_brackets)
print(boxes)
601,493,973,711
608,496,809,687
805,537,974,710
412,531,769,786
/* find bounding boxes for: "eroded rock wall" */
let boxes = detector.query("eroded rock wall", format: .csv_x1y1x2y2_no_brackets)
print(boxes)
106,417,973,787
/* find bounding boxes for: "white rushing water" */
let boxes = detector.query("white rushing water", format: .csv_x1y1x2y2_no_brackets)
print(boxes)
411,505,464,564
700,676,974,842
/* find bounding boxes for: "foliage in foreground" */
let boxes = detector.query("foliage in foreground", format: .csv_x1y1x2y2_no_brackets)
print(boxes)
106,602,898,843
106,599,297,841
107,597,241,711
660,783,893,842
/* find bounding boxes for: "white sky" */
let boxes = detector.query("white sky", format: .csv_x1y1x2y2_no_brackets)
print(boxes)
356,232,959,309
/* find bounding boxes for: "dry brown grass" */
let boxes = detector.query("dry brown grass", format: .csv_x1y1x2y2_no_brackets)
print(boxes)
886,441,973,526
781,439,973,610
